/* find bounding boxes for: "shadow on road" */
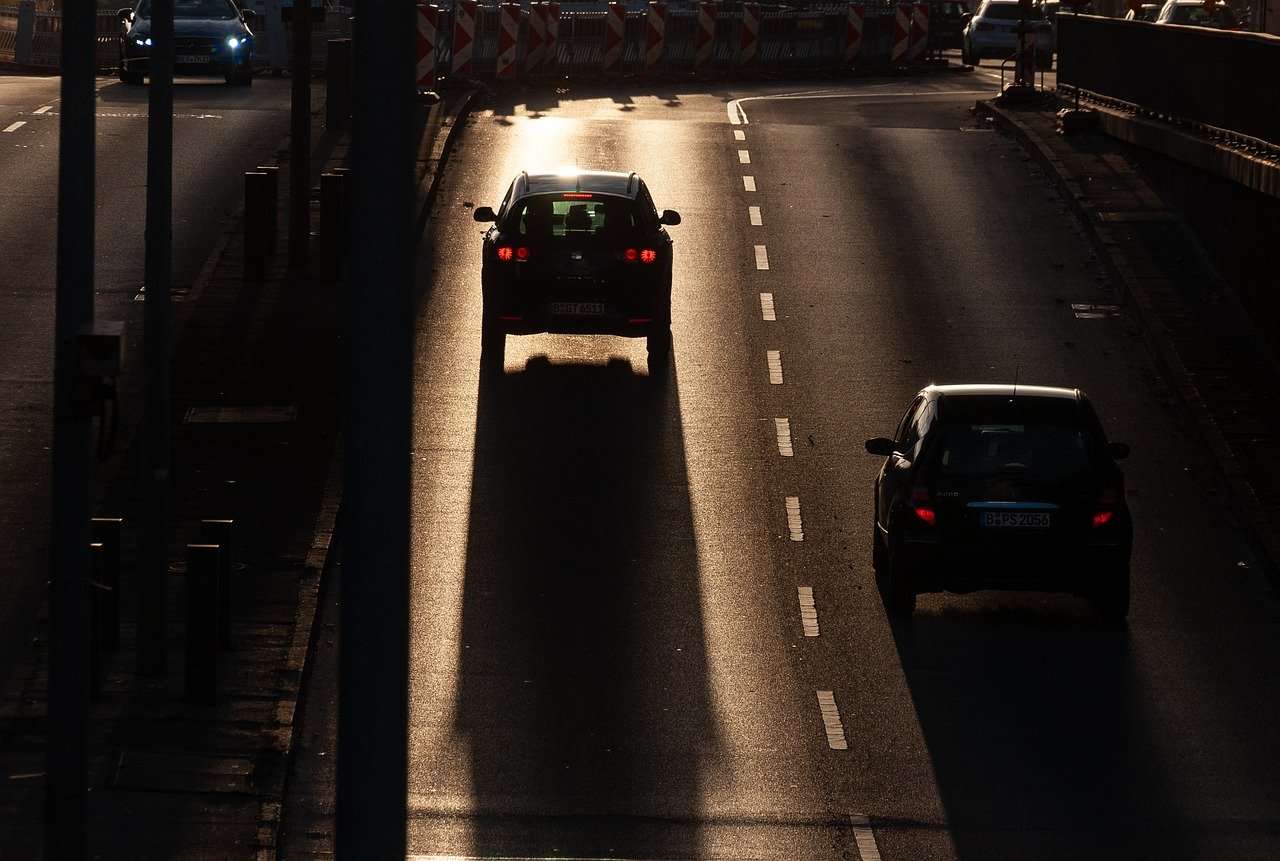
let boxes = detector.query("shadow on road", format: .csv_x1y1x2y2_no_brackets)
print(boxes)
448,351,718,856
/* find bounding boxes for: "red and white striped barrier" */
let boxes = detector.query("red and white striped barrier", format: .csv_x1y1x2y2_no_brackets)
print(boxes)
603,2,626,73
527,2,547,71
844,3,864,66
416,3,439,88
891,3,911,66
645,2,666,71
695,2,715,69
545,3,560,69
739,2,759,66
495,2,519,79
907,2,929,63
452,0,476,75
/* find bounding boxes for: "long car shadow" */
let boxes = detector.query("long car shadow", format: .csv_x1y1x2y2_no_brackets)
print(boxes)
452,352,718,857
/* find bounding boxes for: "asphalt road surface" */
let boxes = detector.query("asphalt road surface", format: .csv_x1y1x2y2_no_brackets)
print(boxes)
0,73,291,681
404,74,1280,861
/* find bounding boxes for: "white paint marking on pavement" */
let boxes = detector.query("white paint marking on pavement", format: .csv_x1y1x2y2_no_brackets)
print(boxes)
748,205,762,226
3,121,26,133
34,106,52,115
737,149,751,164
774,417,793,456
785,495,804,541
754,244,769,270
743,175,756,192
798,586,819,636
766,350,783,385
727,99,749,125
817,690,847,749
733,128,745,141
850,815,884,861
759,292,776,322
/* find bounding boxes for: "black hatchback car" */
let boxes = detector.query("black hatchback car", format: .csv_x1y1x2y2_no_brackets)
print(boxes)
473,170,681,374
118,0,256,86
865,384,1132,621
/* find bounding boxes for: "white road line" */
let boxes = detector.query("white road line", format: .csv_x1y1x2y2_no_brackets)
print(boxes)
754,244,769,270
766,350,783,384
733,128,745,141
850,815,883,861
34,105,52,115
727,99,749,125
759,292,776,322
774,417,792,456
817,690,847,749
743,175,756,192
785,496,804,541
737,149,751,164
798,586,819,636
3,121,26,133
732,88,996,123
748,205,762,226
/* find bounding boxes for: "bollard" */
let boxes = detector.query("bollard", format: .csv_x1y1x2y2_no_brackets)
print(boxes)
326,39,353,131
330,167,352,282
89,542,106,701
319,172,345,281
200,519,235,650
90,517,123,651
184,544,221,705
244,171,272,281
255,165,280,256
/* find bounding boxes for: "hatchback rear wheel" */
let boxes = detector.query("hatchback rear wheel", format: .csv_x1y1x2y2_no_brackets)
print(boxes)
1091,564,1130,624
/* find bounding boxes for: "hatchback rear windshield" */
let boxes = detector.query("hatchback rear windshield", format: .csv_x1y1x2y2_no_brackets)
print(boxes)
506,194,646,240
931,395,1095,481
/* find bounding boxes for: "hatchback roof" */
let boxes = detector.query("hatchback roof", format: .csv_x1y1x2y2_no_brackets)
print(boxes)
520,170,641,199
926,384,1080,400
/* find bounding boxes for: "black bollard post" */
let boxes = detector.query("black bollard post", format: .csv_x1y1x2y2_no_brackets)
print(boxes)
199,519,235,650
319,172,344,281
330,167,352,282
244,171,271,281
255,165,280,256
90,517,123,651
88,542,105,701
327,38,353,131
184,544,220,705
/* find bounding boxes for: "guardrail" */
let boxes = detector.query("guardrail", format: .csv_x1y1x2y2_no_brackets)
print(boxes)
0,3,119,70
1057,14,1280,147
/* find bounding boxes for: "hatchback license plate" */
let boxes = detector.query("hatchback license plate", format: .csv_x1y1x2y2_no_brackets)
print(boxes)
549,302,604,316
178,54,212,64
981,511,1051,529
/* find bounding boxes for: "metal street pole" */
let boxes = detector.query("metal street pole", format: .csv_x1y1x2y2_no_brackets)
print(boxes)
336,0,414,854
138,0,175,679
46,0,96,854
289,0,312,269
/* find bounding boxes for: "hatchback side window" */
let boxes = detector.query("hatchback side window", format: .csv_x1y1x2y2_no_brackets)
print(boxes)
496,181,516,222
912,400,936,453
895,396,926,452
636,182,660,232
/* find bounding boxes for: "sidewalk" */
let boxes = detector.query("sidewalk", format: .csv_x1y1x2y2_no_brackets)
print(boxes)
0,83,473,859
979,94,1280,589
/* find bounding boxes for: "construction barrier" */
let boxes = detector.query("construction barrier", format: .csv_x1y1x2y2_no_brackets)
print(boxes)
907,2,928,63
495,1,518,78
417,3,439,89
845,3,864,66
452,0,476,75
603,1,625,72
694,2,715,69
645,1,665,71
891,3,910,65
739,2,759,66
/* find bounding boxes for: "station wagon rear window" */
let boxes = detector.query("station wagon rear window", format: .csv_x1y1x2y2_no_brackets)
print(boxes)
507,194,641,240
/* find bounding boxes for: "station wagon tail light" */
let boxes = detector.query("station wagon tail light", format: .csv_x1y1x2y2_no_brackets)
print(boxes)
496,246,514,261
640,248,658,264
910,486,936,527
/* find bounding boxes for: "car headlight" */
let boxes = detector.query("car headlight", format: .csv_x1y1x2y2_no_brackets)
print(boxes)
227,36,241,49
134,37,152,47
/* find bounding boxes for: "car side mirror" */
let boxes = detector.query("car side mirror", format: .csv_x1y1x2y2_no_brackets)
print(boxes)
659,209,681,226
865,437,896,456
472,206,497,223
117,7,133,19
241,8,256,24
1108,442,1130,461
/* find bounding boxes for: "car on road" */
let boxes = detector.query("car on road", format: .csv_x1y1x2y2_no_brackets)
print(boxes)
473,170,681,375
930,0,972,50
1123,3,1163,20
118,0,257,86
961,0,1055,68
1154,0,1242,27
865,384,1132,621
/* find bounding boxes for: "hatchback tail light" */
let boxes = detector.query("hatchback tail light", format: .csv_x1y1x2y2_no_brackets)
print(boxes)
1092,482,1123,528
910,486,936,527
496,246,529,262
624,248,659,264
516,246,530,261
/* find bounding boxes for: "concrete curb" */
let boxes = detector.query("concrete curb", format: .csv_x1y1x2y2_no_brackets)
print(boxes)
977,97,1280,589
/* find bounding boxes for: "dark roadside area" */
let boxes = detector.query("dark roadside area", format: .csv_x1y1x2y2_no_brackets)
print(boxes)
980,93,1280,591
0,78,473,858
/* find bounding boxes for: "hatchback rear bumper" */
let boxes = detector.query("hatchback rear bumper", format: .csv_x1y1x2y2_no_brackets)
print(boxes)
900,535,1129,595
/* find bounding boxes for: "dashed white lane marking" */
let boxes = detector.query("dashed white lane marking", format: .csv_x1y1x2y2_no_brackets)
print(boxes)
3,121,26,133
850,815,884,861
817,690,847,749
733,128,745,141
785,495,804,541
743,175,756,192
759,292,776,322
754,244,769,270
766,350,783,384
34,105,52,115
797,586,819,636
737,149,750,164
774,417,792,456
748,205,762,226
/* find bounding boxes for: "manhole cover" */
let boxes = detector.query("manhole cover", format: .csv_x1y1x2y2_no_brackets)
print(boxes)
184,405,297,424
110,752,255,795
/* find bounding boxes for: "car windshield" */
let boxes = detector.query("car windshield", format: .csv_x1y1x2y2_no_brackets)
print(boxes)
506,194,642,240
931,396,1095,481
136,0,239,19
981,2,1045,18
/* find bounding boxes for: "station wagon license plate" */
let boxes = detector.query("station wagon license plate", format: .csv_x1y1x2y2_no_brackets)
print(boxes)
981,511,1051,529
177,54,212,64
549,301,604,316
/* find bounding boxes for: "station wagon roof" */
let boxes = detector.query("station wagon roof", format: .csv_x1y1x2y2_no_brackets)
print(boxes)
519,170,641,199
